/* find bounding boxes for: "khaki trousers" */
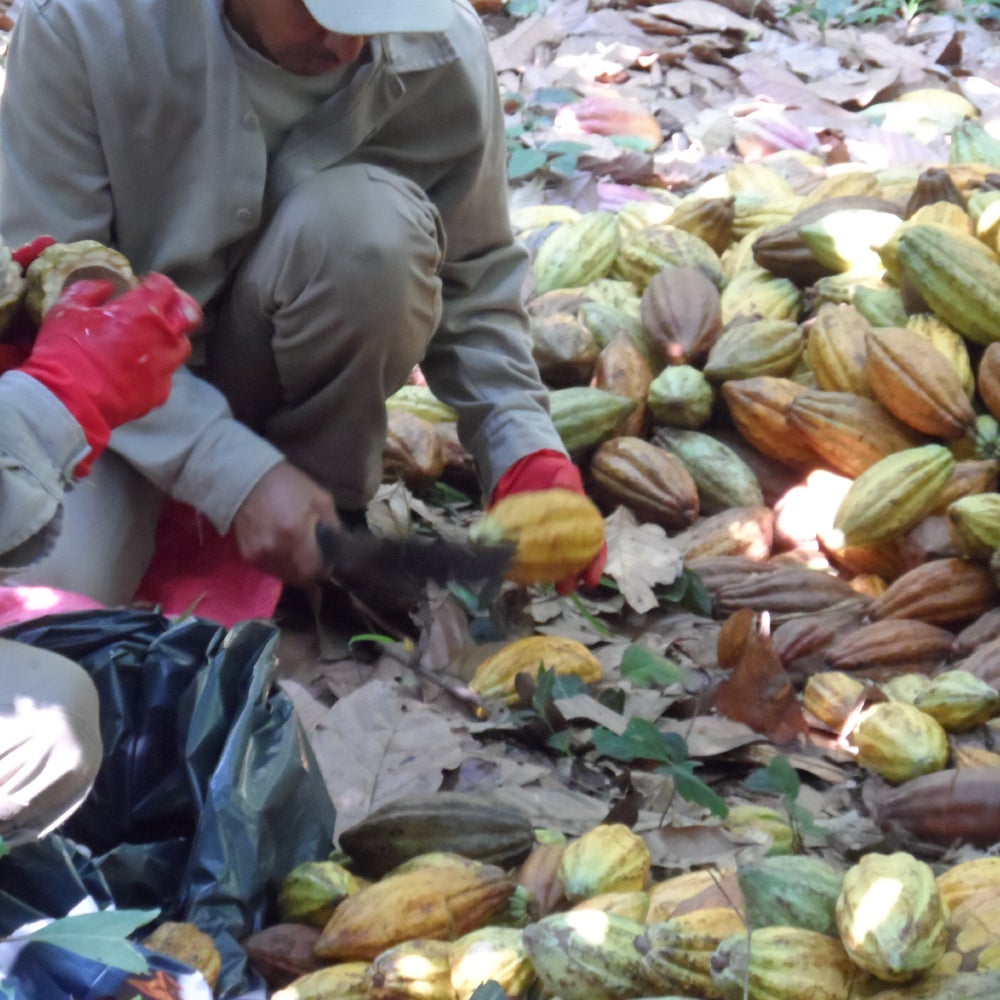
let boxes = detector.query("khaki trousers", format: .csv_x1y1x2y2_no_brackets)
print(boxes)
205,162,446,508
0,638,102,847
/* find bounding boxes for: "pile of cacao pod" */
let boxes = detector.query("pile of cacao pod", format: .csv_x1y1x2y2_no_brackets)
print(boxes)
384,115,1000,846
238,800,1000,1000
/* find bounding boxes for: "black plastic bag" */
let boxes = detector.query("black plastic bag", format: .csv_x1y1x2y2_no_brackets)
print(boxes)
0,609,336,998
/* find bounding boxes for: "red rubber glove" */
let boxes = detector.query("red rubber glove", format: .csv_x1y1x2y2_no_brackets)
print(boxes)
490,448,607,595
19,273,201,476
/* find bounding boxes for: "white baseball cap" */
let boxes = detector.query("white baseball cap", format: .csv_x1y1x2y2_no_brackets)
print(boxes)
301,0,454,34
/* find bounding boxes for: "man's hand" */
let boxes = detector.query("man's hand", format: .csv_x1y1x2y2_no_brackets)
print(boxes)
490,448,607,595
19,273,201,474
233,462,339,586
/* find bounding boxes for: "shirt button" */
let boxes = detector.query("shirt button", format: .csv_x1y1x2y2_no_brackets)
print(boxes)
242,112,259,130
236,207,254,224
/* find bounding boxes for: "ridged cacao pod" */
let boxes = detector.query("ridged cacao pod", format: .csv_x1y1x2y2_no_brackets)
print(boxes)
558,823,651,902
702,318,804,382
667,194,735,254
852,702,949,783
868,556,999,627
936,857,1000,910
469,635,602,704
912,669,1000,731
366,939,455,1000
616,224,726,292
836,852,950,984
271,962,371,1000
589,436,700,530
639,264,723,368
646,364,715,429
676,507,774,561
719,268,803,327
652,426,764,514
805,302,873,397
590,333,654,437
831,444,955,548
803,670,868,730
948,492,1000,558
786,389,924,480
449,926,536,1000
720,376,816,467
277,860,362,928
472,487,606,586
896,223,1000,346
521,911,657,1000
873,766,1000,847
639,906,746,998
337,793,535,879
534,211,620,293
977,342,1000,420
548,385,637,454
710,926,860,1000
738,855,844,935
823,619,953,677
315,859,515,961
864,326,977,440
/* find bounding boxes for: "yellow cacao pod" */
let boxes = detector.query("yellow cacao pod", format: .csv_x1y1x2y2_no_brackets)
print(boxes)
468,634,602,704
271,962,371,1000
449,926,535,1000
366,939,455,1000
277,860,362,928
803,670,867,731
534,210,619,294
521,910,658,1000
912,669,1000,732
472,487,605,586
315,860,514,961
852,702,949,783
557,823,651,902
937,857,1000,911
640,906,746,998
832,444,956,548
836,851,950,983
710,925,860,1000
141,921,222,993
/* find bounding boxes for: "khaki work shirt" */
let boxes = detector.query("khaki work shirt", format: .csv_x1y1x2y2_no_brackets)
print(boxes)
0,0,564,532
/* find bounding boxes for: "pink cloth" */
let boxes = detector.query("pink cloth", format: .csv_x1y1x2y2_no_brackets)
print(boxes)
131,499,283,627
0,585,105,627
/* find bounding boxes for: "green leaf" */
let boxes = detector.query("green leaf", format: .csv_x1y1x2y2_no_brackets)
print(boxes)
620,644,684,687
546,152,580,178
507,147,548,180
0,837,8,860
532,87,580,106
507,0,539,16
671,768,729,818
546,730,573,755
20,909,159,974
542,140,592,156
592,717,684,765
766,755,801,799
609,134,657,152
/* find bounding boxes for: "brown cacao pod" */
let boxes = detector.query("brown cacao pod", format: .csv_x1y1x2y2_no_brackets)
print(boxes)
589,436,699,530
865,326,977,440
786,389,924,480
824,619,953,676
675,506,774,561
869,556,999,627
873,766,1000,847
977,341,1000,420
639,264,723,368
720,376,816,467
590,333,654,438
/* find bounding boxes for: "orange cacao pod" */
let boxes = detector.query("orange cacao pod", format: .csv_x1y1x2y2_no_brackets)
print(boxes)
869,557,999,627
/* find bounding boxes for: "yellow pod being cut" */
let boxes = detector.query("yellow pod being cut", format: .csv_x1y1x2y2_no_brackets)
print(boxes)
832,444,955,548
469,634,602,703
473,487,605,586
